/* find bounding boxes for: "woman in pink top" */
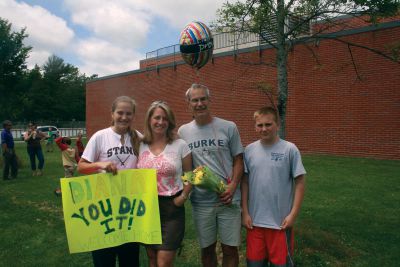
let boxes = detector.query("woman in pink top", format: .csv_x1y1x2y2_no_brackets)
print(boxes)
137,101,192,267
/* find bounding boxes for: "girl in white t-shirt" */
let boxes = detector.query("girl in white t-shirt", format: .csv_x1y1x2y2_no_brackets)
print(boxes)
77,96,141,267
137,101,192,267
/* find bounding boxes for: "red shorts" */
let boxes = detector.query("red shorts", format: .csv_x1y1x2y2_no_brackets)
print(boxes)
246,226,294,266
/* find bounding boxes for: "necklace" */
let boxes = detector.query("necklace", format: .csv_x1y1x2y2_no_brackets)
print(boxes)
116,155,130,166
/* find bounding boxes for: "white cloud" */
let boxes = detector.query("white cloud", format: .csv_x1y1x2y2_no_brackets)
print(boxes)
64,0,150,48
76,38,142,76
0,0,74,50
26,50,52,69
0,0,233,77
136,0,229,28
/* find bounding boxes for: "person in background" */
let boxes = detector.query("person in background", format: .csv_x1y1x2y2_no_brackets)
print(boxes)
178,84,244,267
54,136,80,196
242,106,306,267
46,128,54,152
1,120,18,180
24,123,46,176
137,101,192,267
77,96,141,267
76,131,85,157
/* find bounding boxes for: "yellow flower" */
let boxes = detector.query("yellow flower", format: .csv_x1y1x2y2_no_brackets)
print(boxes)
194,165,204,172
194,171,204,184
181,173,189,182
217,181,225,193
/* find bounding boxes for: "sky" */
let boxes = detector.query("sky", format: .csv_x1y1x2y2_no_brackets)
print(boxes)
0,0,230,77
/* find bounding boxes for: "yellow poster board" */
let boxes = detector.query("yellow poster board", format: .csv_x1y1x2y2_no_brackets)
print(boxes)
61,169,161,253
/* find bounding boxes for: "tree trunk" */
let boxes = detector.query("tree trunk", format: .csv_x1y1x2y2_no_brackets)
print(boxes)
276,0,289,139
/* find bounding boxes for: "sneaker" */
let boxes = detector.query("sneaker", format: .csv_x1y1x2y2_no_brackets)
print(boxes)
37,170,43,176
32,171,37,176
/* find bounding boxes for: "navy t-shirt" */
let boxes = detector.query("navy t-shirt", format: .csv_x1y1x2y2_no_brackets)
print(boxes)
1,129,15,149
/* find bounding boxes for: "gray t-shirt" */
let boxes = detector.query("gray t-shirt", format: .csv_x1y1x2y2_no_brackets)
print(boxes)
244,139,306,229
178,117,244,206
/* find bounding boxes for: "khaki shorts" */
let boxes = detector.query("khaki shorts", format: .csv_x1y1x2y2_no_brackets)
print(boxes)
64,166,75,178
192,204,241,248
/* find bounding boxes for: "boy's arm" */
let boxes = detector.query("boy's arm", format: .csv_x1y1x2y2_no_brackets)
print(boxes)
241,173,253,229
74,148,81,163
76,138,82,146
281,175,305,229
55,137,68,151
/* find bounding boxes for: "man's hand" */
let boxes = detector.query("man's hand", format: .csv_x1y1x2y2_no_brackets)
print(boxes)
219,181,236,205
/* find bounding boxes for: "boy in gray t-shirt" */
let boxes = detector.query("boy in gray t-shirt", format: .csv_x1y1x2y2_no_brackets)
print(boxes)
242,106,306,267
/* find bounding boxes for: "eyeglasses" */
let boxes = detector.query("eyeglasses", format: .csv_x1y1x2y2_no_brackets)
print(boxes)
190,97,208,104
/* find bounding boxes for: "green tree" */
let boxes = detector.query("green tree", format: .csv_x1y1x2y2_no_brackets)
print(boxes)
41,55,87,121
18,64,44,121
0,17,32,120
214,0,400,138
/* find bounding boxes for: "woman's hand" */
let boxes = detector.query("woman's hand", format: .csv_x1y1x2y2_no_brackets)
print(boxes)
96,161,118,175
173,190,190,207
173,195,186,207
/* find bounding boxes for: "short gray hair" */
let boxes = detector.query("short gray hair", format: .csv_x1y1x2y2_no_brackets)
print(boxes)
185,83,210,101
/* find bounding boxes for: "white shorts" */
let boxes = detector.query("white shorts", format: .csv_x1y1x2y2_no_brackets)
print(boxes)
191,204,241,248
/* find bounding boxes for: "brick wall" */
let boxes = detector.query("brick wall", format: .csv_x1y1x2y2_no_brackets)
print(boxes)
86,23,400,160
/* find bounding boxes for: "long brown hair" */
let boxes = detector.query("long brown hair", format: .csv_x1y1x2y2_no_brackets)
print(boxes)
111,96,141,156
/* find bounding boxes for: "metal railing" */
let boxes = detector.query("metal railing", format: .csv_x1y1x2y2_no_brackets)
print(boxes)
144,14,314,69
144,31,263,70
10,128,86,140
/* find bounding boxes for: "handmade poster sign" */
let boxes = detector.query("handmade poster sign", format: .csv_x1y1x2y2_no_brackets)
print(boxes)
61,169,161,253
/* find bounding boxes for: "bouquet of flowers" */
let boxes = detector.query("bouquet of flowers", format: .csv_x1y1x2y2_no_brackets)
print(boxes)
181,165,226,194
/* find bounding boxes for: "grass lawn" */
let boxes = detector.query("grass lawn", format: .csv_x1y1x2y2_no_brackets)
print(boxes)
0,141,399,266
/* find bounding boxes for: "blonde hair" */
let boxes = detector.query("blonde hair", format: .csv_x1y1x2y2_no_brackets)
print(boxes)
254,106,279,124
143,101,176,144
111,96,140,156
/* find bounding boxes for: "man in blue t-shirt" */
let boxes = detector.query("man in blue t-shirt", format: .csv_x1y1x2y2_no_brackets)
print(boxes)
1,120,18,180
242,106,306,267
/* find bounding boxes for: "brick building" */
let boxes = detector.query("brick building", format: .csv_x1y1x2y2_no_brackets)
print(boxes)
86,18,400,160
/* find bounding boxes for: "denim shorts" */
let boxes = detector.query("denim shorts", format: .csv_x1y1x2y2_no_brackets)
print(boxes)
191,204,241,248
